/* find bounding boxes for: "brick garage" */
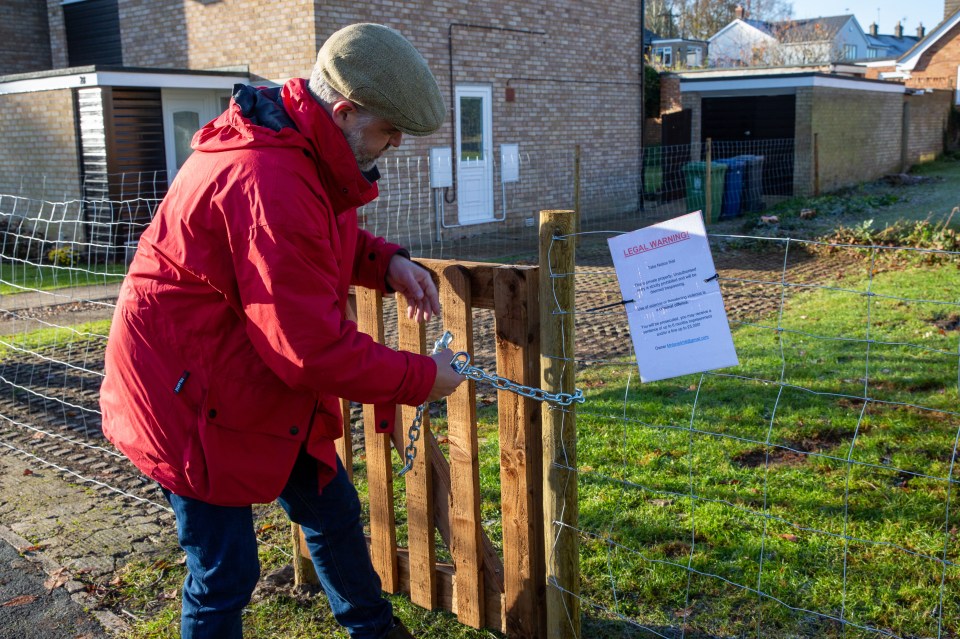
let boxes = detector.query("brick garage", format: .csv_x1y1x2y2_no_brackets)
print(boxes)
679,71,951,197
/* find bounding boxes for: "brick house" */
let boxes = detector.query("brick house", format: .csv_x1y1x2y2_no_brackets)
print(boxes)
709,11,871,68
0,0,649,256
863,2,960,104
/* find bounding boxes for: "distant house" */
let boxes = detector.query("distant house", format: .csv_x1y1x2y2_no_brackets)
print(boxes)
650,37,709,70
864,22,923,60
709,8,870,67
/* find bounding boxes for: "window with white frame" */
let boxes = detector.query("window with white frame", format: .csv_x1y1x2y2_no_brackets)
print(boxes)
844,44,858,59
654,46,673,66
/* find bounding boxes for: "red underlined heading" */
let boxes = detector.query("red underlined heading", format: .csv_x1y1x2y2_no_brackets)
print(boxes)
623,231,691,258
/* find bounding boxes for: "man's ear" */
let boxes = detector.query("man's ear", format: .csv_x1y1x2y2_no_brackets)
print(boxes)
330,100,358,131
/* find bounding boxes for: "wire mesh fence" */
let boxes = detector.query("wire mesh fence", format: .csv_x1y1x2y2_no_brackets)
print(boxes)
547,230,960,638
1,135,936,637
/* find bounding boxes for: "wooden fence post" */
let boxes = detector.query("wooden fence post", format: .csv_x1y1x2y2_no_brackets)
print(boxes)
539,210,579,639
705,137,713,224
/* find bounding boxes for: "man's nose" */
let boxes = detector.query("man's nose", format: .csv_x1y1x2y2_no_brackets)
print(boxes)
389,131,403,148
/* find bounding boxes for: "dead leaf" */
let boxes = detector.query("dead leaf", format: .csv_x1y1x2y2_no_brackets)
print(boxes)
18,544,44,553
44,567,70,591
1,595,37,607
255,524,276,534
22,469,33,476
158,589,179,600
779,534,799,542
673,607,693,618
31,432,44,440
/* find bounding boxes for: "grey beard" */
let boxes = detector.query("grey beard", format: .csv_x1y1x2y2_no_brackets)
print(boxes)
346,127,379,172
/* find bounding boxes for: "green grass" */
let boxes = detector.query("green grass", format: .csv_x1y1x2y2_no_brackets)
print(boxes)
571,262,960,638
0,261,126,295
77,260,960,638
0,319,111,358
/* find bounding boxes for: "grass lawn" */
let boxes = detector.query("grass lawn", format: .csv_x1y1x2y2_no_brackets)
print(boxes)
572,260,960,638
0,261,126,296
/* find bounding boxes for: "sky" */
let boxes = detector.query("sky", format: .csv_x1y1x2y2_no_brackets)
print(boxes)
791,0,943,33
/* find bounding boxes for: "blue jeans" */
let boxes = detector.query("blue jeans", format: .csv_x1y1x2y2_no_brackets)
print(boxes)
163,451,394,639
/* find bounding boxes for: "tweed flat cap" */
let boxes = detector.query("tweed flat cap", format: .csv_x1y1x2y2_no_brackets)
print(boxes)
317,23,446,136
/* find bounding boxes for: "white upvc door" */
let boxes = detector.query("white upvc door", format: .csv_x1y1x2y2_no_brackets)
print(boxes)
161,88,229,184
455,85,494,224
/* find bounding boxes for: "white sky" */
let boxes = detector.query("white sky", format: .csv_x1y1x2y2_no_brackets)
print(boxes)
791,0,943,32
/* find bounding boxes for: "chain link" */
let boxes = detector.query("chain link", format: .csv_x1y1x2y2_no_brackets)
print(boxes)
398,331,453,476
450,352,586,407
397,331,585,477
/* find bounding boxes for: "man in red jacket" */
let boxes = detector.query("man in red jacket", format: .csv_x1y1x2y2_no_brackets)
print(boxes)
99,23,462,639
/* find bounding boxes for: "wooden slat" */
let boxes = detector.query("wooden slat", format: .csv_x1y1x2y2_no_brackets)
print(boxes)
387,426,506,619
367,541,506,631
418,258,536,310
441,264,485,628
337,397,353,482
396,301,437,610
336,294,358,481
357,287,399,593
291,524,319,586
494,267,546,638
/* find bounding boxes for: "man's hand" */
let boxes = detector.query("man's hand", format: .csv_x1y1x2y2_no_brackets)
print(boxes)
386,254,441,323
427,349,465,402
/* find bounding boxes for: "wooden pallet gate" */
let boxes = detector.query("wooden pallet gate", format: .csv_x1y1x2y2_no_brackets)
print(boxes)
292,210,579,638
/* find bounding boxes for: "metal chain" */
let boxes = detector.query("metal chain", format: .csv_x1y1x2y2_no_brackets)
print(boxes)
450,352,586,407
398,331,585,477
398,331,453,476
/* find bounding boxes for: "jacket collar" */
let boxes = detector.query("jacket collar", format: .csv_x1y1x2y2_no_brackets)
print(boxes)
280,78,379,214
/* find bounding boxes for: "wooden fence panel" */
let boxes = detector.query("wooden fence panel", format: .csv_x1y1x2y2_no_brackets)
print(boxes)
292,260,549,637
396,302,437,609
494,267,546,638
357,286,399,593
441,264,485,629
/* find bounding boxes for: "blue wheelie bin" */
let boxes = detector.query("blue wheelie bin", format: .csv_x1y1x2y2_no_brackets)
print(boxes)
735,154,765,213
714,157,746,219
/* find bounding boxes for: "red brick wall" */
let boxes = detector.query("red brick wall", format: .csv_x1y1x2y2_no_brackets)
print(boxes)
909,21,960,92
0,0,51,75
905,90,951,164
0,90,81,201
120,0,317,82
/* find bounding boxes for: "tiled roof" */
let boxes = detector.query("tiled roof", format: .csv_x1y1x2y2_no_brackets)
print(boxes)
774,15,853,41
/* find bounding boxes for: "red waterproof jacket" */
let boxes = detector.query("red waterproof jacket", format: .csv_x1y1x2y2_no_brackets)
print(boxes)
99,78,437,506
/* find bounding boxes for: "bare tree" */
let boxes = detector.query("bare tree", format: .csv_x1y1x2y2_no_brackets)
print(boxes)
646,0,794,41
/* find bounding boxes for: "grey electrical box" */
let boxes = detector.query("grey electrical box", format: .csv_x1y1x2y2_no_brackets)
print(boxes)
501,144,520,183
429,147,453,188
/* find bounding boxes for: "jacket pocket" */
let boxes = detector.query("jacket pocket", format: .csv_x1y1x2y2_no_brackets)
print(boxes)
187,377,315,504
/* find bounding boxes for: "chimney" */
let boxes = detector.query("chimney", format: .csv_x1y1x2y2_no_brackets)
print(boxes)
735,4,745,19
917,23,926,38
869,22,878,36
894,21,903,38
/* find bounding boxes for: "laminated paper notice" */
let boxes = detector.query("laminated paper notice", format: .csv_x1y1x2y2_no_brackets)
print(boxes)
607,211,738,383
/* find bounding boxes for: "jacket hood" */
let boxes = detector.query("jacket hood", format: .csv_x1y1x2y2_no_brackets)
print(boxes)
192,78,378,212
